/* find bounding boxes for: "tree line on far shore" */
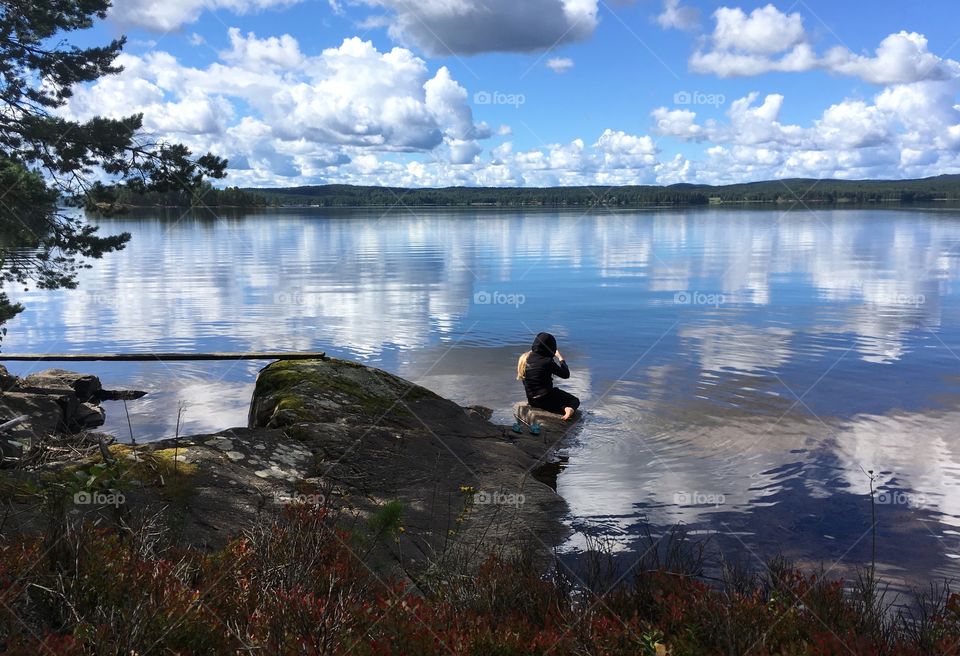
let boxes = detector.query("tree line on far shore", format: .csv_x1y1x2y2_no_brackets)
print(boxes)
86,174,960,210
239,174,960,208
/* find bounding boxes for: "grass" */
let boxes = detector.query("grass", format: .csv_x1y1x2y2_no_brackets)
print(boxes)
28,442,199,528
1,502,959,655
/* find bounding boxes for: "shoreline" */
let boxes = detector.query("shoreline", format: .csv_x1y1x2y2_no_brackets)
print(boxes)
99,197,960,211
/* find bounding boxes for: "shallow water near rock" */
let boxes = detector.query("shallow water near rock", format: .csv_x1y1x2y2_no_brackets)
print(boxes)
6,206,960,591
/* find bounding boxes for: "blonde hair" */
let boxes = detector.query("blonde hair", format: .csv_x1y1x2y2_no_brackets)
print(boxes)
516,351,531,380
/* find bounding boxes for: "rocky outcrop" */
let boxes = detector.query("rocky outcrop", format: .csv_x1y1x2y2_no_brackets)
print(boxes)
21,369,104,403
4,358,576,574
249,357,496,436
0,366,144,466
246,357,573,570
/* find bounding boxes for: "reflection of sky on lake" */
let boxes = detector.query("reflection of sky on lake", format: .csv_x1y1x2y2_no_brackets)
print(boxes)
6,207,960,590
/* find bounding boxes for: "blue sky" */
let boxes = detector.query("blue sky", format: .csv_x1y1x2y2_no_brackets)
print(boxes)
66,0,960,187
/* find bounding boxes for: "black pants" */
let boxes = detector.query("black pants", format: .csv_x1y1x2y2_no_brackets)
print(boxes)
529,388,580,415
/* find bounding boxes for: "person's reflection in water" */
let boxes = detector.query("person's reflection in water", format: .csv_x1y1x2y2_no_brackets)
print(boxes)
517,332,580,421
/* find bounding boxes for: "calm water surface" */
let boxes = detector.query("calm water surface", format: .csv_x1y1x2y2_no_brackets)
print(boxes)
7,207,960,590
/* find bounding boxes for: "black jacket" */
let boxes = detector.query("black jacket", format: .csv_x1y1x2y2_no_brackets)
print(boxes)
522,332,570,400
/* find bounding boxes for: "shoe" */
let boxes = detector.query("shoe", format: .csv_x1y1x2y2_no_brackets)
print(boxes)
529,421,541,436
512,421,523,434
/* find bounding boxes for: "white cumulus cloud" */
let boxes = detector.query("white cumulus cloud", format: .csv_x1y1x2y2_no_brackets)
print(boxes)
547,57,575,73
651,107,705,141
690,6,960,85
690,4,816,77
651,69,960,184
656,0,699,31
823,31,958,85
712,4,805,54
109,0,302,31
593,129,658,168
68,8,960,188
62,33,490,182
222,27,304,70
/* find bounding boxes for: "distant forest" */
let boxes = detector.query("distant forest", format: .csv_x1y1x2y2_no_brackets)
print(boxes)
91,175,960,210
243,174,960,208
86,182,271,210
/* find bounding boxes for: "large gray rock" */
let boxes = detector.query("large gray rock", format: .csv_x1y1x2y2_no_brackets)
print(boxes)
249,357,499,438
0,370,110,448
22,369,103,403
247,357,571,571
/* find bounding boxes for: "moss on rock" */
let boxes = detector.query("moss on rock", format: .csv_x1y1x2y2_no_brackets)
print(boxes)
250,358,446,429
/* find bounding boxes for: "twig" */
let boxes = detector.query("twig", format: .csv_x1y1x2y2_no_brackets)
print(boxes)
174,402,186,475
860,466,878,586
123,399,135,445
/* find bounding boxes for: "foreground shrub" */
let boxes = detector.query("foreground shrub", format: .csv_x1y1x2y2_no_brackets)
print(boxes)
1,506,959,655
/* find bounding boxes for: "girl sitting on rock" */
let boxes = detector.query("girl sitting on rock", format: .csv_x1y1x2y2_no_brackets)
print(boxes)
517,332,580,421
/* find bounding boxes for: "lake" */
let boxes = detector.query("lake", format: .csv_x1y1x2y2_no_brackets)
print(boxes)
6,206,960,591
